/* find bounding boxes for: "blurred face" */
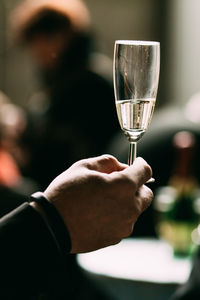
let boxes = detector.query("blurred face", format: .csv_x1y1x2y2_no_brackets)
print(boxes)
27,32,69,70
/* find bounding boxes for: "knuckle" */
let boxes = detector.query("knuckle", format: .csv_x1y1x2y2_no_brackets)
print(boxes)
74,157,90,168
143,163,152,179
100,154,118,166
101,154,117,161
141,187,154,210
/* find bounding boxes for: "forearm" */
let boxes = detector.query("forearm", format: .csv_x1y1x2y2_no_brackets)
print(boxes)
0,202,66,299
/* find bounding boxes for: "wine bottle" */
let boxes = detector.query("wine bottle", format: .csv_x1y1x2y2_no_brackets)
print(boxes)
154,131,200,257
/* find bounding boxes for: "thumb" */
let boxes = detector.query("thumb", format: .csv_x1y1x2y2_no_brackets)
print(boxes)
122,157,152,188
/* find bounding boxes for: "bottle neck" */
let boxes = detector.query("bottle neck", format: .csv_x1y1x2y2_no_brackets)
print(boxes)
169,131,197,193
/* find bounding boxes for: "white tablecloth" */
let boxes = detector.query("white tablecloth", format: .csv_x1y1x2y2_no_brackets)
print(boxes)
77,238,192,300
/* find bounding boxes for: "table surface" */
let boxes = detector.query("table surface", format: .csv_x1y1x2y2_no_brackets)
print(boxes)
77,238,192,284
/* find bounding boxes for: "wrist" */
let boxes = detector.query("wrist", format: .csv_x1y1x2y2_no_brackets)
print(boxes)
30,192,71,254
30,201,49,223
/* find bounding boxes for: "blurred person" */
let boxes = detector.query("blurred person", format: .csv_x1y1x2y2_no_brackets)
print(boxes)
10,0,119,190
0,99,22,189
0,91,38,217
0,92,25,216
0,155,153,299
0,93,27,171
9,2,119,298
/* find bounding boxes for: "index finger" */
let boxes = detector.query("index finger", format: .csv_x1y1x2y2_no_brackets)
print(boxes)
79,155,128,174
121,157,152,188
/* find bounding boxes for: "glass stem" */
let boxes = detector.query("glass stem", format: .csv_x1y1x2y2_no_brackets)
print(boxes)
128,142,137,165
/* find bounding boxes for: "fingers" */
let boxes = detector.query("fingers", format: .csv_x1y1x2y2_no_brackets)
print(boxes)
80,154,128,174
122,157,152,189
136,185,154,213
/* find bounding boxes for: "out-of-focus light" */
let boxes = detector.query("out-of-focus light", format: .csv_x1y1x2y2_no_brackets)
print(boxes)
185,92,200,123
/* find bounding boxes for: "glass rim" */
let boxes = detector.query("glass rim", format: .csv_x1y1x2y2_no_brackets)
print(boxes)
115,40,160,46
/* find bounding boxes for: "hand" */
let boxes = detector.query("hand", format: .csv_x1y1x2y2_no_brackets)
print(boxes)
44,155,153,253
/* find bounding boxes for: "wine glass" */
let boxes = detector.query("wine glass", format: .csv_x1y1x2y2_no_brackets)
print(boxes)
113,40,160,165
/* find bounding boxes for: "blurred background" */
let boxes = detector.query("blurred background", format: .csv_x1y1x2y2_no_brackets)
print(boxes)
1,0,200,299
0,0,200,108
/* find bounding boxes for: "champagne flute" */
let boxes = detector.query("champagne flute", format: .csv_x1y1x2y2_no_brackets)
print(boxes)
113,40,160,166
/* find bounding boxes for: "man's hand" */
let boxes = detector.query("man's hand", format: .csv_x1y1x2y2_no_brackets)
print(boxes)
44,155,153,253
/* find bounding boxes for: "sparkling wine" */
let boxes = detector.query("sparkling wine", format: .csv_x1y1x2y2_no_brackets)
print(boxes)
116,98,155,141
113,41,160,164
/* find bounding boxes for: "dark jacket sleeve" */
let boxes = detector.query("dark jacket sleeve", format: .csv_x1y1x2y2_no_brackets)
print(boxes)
0,202,65,299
